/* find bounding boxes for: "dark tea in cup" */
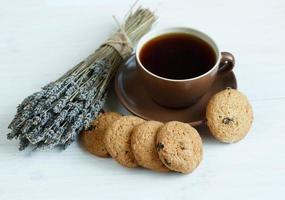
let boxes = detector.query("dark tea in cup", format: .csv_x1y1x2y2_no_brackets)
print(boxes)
139,33,217,80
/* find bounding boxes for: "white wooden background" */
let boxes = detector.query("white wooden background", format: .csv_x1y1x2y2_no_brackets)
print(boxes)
1,0,284,199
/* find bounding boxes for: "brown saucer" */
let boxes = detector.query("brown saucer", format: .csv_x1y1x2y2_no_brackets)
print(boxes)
115,55,237,126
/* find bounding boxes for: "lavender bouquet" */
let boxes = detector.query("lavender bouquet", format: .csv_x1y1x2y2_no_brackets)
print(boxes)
7,7,156,151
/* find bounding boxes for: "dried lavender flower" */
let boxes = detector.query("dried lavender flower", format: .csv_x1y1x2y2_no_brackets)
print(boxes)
7,7,156,151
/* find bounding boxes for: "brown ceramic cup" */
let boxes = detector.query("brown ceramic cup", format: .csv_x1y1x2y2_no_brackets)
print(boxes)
135,27,235,108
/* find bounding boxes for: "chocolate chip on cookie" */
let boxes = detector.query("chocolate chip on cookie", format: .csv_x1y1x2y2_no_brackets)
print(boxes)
206,88,254,143
156,121,203,174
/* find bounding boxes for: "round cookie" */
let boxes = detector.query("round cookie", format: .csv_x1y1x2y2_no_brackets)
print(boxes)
104,116,145,168
206,88,253,143
156,121,203,174
81,112,122,157
131,121,169,172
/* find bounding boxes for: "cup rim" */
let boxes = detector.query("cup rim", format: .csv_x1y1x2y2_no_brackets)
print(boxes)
136,27,221,82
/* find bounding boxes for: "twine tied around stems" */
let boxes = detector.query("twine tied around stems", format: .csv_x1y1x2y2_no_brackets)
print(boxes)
101,16,134,60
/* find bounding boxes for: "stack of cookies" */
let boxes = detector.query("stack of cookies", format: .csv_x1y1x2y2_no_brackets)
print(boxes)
81,88,253,174
81,114,203,173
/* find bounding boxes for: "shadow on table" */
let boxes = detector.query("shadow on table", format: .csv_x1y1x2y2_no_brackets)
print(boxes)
195,124,222,146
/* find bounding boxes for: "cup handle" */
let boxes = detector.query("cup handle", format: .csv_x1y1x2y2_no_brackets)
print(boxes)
218,52,235,74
